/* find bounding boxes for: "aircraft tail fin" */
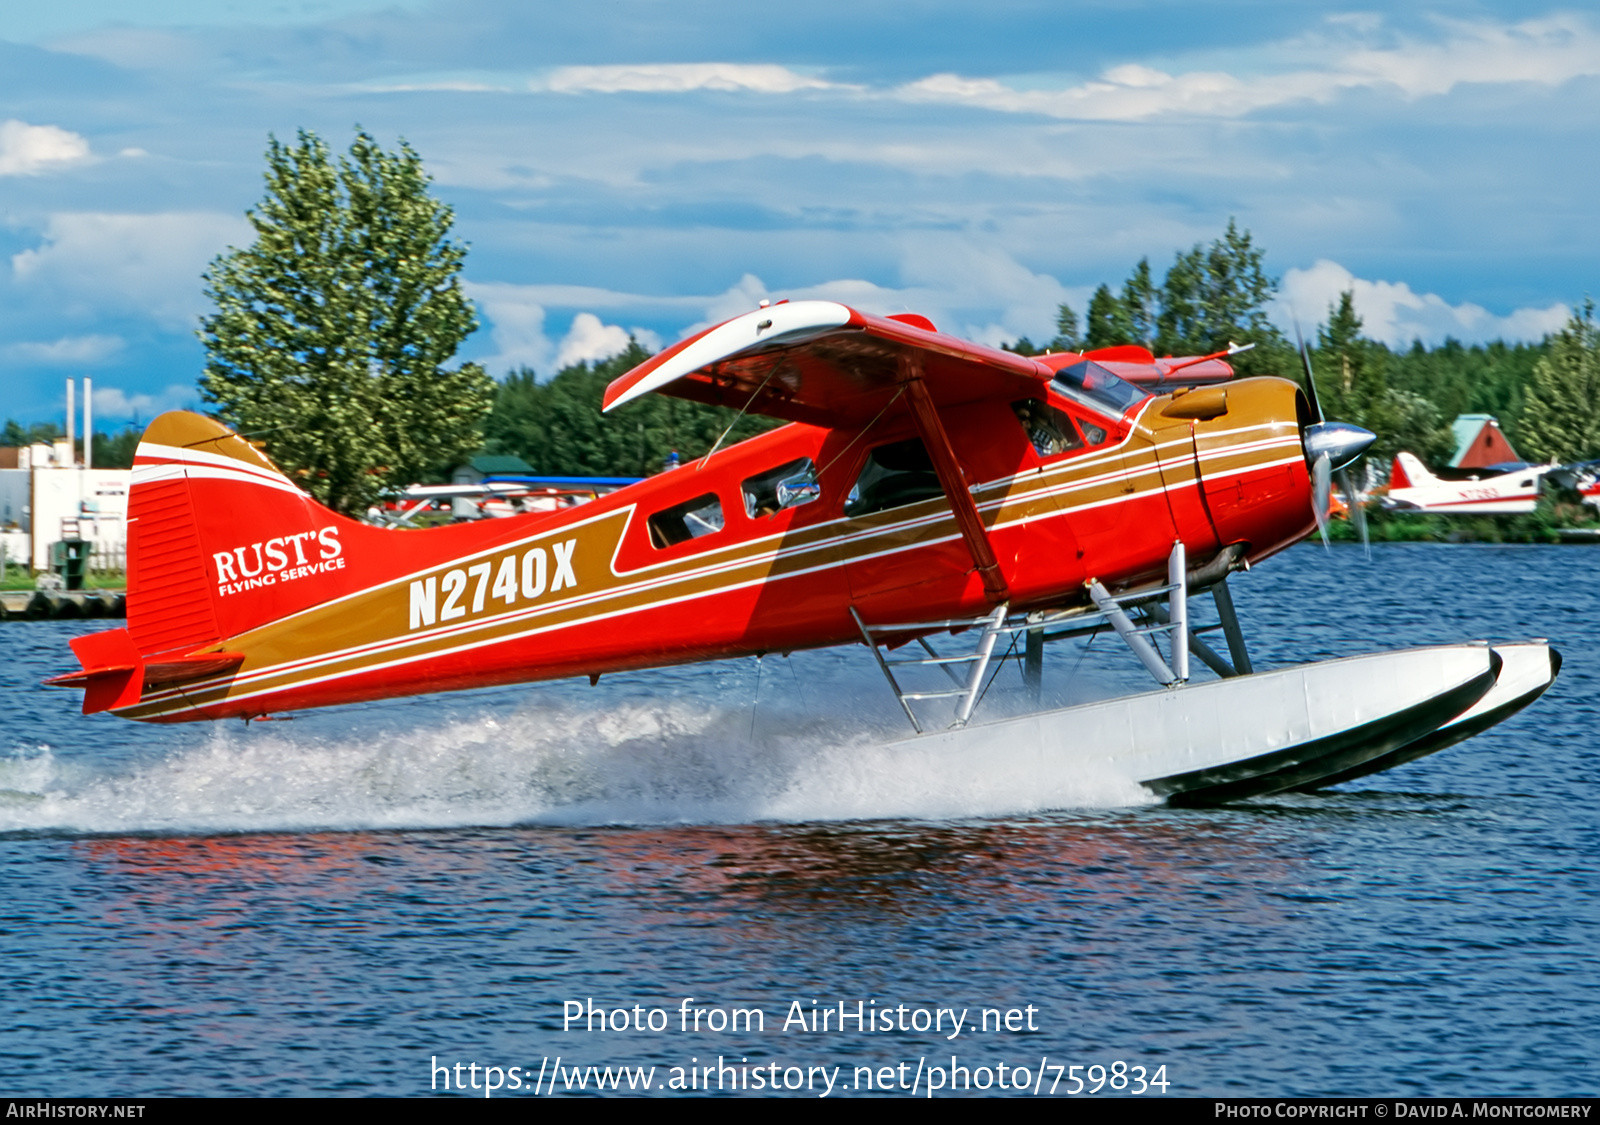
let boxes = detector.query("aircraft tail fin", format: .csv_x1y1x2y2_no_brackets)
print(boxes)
1390,451,1435,490
55,412,364,713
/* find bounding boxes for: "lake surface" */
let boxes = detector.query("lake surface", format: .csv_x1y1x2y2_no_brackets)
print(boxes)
0,544,1594,1098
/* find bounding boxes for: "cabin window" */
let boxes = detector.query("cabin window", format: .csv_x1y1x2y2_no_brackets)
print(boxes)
1012,399,1084,458
1051,360,1148,416
742,458,820,518
1075,416,1108,445
844,438,943,517
647,493,725,548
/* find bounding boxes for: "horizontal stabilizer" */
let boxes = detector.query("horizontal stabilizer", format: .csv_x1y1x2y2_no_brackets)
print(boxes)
48,628,144,714
46,627,244,714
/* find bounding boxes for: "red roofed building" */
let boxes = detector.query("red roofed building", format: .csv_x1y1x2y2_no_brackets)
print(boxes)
1450,414,1523,469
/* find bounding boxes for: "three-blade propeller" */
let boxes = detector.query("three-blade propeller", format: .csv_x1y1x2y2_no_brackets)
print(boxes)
1296,327,1376,555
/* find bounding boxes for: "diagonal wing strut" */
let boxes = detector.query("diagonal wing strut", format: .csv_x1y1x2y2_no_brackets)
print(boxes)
898,354,1010,604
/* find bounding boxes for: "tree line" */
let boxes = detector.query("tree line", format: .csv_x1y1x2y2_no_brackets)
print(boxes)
1005,221,1593,471
0,421,140,469
482,342,780,478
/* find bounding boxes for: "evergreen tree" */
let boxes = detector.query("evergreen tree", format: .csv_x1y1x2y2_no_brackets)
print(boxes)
199,129,494,514
1155,219,1286,376
1084,284,1127,350
1519,300,1600,462
482,341,780,477
91,429,141,469
2,420,63,447
1048,304,1082,352
1121,257,1157,348
1387,336,1545,450
1313,291,1451,469
1316,290,1383,422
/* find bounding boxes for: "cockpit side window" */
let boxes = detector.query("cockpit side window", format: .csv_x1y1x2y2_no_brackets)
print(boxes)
1012,399,1084,458
647,493,725,548
844,438,943,517
742,458,821,518
1074,416,1108,445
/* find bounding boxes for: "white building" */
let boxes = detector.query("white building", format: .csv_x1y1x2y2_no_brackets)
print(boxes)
1,379,131,574
0,439,131,572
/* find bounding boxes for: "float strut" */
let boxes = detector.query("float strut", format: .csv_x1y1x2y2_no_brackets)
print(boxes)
1212,577,1253,675
1023,626,1044,703
1168,540,1189,683
1088,581,1180,687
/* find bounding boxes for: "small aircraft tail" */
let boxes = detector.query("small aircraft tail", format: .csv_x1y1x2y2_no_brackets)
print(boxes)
54,412,369,713
1389,451,1437,490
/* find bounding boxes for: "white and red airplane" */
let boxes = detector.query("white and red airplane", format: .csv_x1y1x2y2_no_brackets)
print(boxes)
46,300,1560,803
1382,452,1550,515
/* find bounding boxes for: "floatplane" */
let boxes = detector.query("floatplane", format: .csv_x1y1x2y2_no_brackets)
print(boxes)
47,301,1559,804
1382,452,1551,516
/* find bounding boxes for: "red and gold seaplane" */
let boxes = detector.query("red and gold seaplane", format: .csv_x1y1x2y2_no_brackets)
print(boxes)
48,301,1559,803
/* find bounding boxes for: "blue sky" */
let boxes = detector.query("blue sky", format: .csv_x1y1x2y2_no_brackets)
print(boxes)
2,1,1597,428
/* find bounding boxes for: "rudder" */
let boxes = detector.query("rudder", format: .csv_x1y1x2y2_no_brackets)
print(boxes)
127,411,364,656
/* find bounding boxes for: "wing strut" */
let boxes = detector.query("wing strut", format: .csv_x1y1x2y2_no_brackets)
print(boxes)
899,356,1010,603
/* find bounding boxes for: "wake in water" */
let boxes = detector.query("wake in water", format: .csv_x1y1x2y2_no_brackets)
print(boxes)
0,690,1153,836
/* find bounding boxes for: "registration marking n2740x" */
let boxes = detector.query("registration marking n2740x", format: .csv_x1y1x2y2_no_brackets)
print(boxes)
408,539,578,630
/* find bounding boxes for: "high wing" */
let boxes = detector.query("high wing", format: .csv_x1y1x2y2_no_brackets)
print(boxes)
601,300,1053,428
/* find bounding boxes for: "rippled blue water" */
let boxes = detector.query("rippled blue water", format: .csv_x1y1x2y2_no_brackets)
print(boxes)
0,544,1594,1097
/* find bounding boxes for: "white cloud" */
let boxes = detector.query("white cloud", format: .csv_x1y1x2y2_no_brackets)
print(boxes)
11,212,253,327
0,120,92,176
91,383,199,421
49,27,203,70
1279,260,1570,347
472,241,1076,374
897,68,1268,122
664,246,1074,349
465,282,552,374
540,63,835,95
465,283,662,376
895,14,1600,121
1340,15,1600,97
553,313,655,369
3,335,123,365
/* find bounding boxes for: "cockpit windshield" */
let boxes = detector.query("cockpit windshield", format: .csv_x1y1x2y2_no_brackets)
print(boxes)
1051,361,1148,416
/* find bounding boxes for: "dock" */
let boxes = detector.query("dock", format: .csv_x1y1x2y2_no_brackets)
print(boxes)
0,590,126,620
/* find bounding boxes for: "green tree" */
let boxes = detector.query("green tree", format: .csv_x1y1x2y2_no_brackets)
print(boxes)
91,428,141,469
1083,284,1128,349
1048,303,1082,352
482,341,780,477
1155,219,1287,376
1121,257,1157,348
1001,337,1044,356
1519,300,1600,462
199,129,494,514
2,420,63,447
1387,337,1546,451
1316,290,1384,422
1313,291,1451,469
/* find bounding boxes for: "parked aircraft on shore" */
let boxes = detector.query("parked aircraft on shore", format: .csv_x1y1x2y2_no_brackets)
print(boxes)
1381,452,1550,515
